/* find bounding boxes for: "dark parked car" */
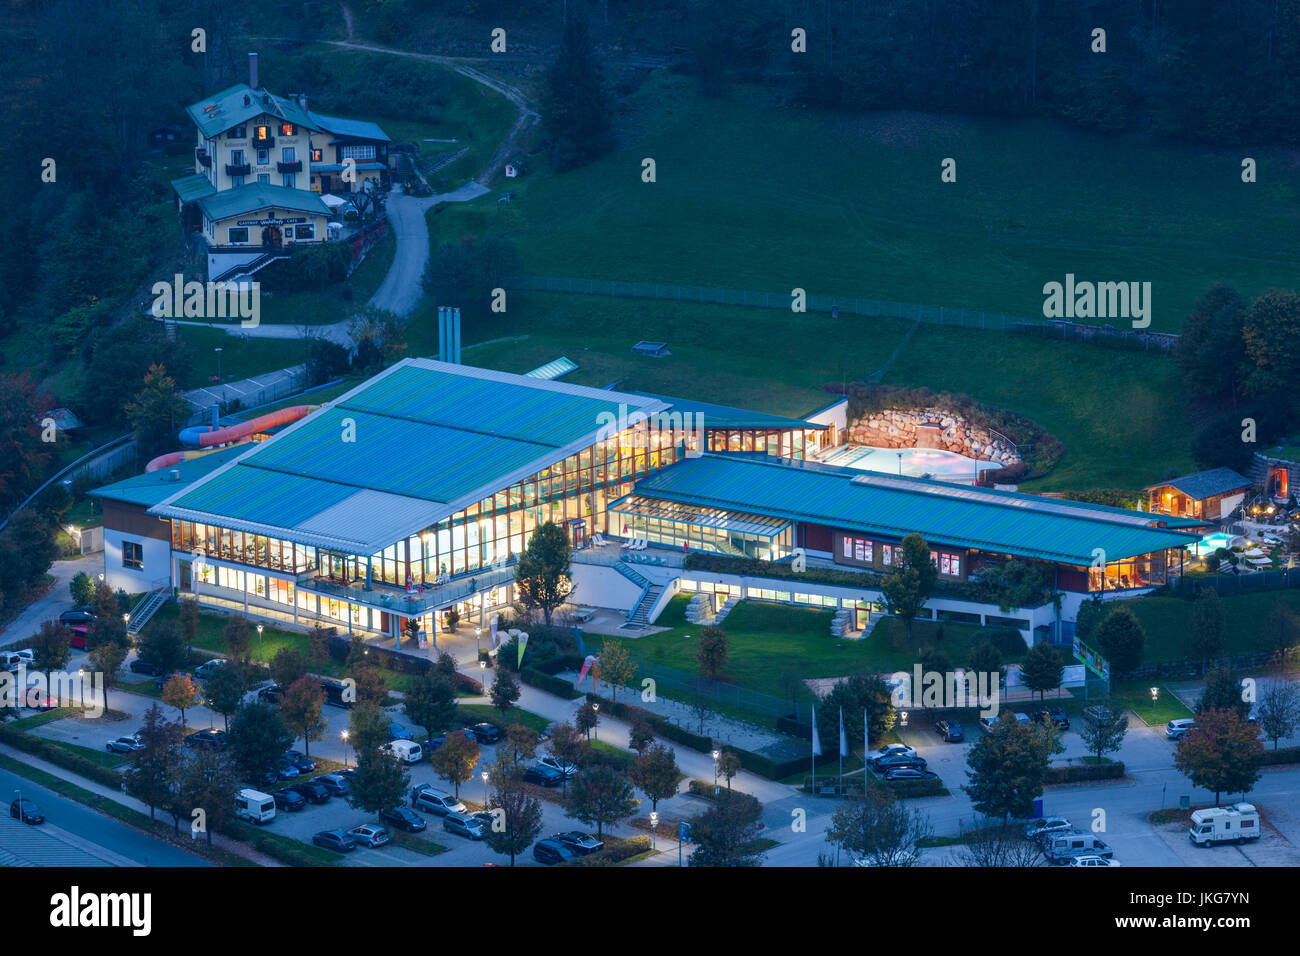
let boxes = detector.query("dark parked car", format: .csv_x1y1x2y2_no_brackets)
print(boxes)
284,751,316,774
312,829,356,853
468,722,503,744
10,797,44,825
421,728,475,753
59,608,95,627
128,659,163,676
317,773,349,796
379,806,426,832
185,729,227,751
273,757,301,780
523,763,565,787
1035,708,1070,730
884,768,939,781
533,838,578,865
552,831,604,855
874,753,927,774
935,719,964,742
257,685,283,705
289,780,331,805
271,788,307,812
386,721,415,741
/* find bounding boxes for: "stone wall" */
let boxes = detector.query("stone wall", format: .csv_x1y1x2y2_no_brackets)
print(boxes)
846,407,1022,465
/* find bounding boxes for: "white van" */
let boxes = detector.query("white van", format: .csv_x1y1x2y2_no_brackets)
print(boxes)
1189,803,1260,847
235,789,276,825
382,739,423,764
1043,833,1113,864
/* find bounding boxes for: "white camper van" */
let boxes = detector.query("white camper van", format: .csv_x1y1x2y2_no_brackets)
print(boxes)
1189,803,1260,847
235,789,276,825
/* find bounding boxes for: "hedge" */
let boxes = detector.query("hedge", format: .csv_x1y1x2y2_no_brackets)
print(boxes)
1261,746,1300,766
1045,761,1126,784
520,668,582,700
0,723,123,790
564,835,652,866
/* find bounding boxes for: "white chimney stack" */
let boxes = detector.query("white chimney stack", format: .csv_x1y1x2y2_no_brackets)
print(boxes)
249,52,259,89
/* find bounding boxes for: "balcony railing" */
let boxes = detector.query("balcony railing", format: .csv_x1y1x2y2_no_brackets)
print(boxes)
195,148,212,167
225,162,250,176
252,136,276,150
298,564,517,616
277,159,303,173
186,542,315,576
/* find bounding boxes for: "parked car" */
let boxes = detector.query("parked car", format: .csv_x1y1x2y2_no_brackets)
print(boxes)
935,719,964,742
1167,718,1197,740
316,773,350,797
379,806,426,832
381,740,423,764
523,763,566,787
348,823,391,848
273,757,301,780
1082,705,1117,727
128,659,163,676
978,715,999,734
884,768,939,781
1013,712,1031,726
59,609,94,627
185,729,227,751
1034,708,1070,730
1043,833,1113,864
533,838,578,865
105,735,144,754
470,810,496,830
411,783,466,816
386,721,415,741
1071,854,1122,867
537,755,579,778
312,829,357,853
271,788,307,812
864,744,916,766
194,659,228,680
284,751,316,774
552,831,604,855
1023,816,1074,841
443,813,487,840
289,780,332,805
9,797,44,825
468,722,503,743
873,754,927,774
257,685,283,705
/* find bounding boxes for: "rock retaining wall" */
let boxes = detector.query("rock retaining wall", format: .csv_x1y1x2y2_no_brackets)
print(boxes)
846,407,1022,465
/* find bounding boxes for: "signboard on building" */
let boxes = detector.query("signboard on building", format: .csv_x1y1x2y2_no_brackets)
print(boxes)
236,216,308,226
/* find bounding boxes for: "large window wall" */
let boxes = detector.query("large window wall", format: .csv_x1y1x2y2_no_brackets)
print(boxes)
704,427,825,459
173,522,316,574
1087,549,1172,591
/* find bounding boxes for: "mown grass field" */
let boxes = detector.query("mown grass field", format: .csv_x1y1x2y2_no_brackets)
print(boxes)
1126,588,1300,663
437,72,1300,332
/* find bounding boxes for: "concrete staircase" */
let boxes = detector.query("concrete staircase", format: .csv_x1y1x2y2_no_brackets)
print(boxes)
684,593,715,625
713,596,738,623
626,584,665,628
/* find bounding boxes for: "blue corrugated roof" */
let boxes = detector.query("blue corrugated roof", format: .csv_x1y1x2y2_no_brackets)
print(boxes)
307,111,391,143
626,454,1201,565
91,446,247,508
197,183,331,221
638,393,829,431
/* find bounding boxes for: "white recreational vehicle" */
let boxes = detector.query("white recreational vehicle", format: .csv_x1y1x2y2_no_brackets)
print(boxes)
235,789,276,825
1189,803,1260,847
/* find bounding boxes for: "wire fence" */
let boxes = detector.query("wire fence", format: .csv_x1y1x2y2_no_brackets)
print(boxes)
510,275,1181,352
629,655,804,721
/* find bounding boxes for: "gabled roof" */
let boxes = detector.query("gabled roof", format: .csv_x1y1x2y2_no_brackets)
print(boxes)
150,360,669,555
186,84,317,139
624,454,1201,565
307,111,391,143
171,173,217,204
197,183,331,222
1143,467,1252,499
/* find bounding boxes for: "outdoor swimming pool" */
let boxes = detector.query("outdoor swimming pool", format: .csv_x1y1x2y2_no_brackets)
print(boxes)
819,445,1004,483
1192,532,1241,556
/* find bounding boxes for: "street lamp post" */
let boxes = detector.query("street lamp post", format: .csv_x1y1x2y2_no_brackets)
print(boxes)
476,626,482,657
593,703,600,741
1150,687,1159,726
257,623,264,662
341,730,350,768
712,749,720,795
479,659,487,693
481,770,489,807
215,347,223,381
649,811,658,851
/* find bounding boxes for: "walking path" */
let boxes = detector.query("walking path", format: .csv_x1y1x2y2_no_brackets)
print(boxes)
0,554,99,650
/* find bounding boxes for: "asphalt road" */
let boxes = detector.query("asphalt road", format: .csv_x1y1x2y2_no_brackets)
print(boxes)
0,767,210,867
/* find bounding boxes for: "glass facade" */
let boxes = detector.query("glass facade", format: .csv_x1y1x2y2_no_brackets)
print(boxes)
703,427,826,459
610,496,794,560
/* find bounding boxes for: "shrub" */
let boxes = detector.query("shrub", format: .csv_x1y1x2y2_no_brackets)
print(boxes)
1044,761,1125,784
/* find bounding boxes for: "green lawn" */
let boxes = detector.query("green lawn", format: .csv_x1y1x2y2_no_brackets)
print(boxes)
459,703,552,735
429,73,1300,333
1125,589,1300,663
601,597,916,701
1110,679,1193,726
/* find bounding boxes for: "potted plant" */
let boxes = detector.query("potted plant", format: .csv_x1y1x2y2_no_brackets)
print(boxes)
444,608,460,633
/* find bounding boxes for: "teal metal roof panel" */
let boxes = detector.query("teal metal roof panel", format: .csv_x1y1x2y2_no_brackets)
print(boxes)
307,111,391,142
171,173,217,204
635,393,828,430
90,446,246,508
197,183,331,221
186,85,317,139
166,465,356,528
630,455,1200,565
